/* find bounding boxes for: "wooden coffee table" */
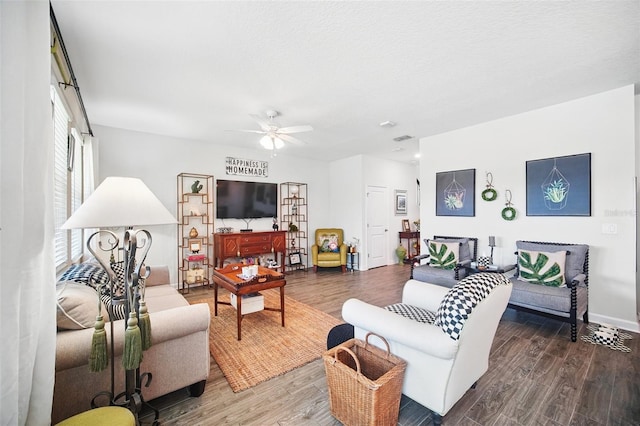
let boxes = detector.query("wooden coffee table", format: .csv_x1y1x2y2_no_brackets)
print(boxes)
211,263,286,340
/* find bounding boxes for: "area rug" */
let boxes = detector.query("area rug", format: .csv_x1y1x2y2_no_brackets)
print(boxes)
191,289,342,392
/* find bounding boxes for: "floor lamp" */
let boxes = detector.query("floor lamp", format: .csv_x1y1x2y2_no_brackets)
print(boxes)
62,177,176,422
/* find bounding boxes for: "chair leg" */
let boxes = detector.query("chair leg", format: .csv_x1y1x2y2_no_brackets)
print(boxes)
432,413,442,426
571,322,577,342
313,265,317,272
341,265,346,273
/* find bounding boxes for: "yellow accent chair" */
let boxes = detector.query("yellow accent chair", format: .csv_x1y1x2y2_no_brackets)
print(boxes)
311,228,347,272
56,406,135,426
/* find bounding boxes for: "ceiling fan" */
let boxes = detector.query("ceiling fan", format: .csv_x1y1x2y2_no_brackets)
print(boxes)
231,110,313,150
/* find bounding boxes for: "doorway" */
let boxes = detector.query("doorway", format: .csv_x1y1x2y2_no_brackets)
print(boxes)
366,186,388,269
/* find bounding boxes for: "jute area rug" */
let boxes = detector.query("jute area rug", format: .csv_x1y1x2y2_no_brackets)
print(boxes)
191,289,342,392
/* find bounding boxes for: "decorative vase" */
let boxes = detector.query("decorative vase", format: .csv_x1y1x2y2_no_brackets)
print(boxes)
395,245,407,265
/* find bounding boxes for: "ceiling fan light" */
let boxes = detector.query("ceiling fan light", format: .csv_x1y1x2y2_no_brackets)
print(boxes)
260,135,274,149
273,137,285,149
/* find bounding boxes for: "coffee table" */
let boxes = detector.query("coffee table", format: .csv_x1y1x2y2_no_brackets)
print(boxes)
212,263,286,340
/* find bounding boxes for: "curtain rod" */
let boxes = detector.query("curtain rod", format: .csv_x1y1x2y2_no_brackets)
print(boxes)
50,3,94,137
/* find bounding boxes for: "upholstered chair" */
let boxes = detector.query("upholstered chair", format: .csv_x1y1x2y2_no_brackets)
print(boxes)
509,240,589,341
311,228,347,272
410,236,478,288
342,273,512,425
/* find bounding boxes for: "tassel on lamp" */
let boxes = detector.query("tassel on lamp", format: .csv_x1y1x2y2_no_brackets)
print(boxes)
89,283,108,372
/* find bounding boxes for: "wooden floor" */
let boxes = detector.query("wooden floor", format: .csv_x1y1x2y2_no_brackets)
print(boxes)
141,264,640,426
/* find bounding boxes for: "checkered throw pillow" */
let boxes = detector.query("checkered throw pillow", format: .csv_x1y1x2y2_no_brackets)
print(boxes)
110,261,127,296
435,272,510,340
385,303,436,324
58,263,109,290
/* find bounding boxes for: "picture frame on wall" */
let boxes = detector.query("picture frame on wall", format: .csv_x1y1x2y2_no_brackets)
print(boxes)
402,219,411,232
288,252,302,265
526,153,591,216
395,190,407,215
436,168,476,217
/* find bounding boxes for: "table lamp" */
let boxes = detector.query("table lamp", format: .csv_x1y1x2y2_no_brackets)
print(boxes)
488,236,496,264
62,176,176,420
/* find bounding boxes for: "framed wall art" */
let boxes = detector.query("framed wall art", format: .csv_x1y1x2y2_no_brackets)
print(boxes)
436,168,476,217
288,252,302,265
402,219,411,232
526,153,591,216
395,190,407,215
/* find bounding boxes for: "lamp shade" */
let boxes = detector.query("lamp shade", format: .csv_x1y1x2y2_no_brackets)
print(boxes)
62,177,177,229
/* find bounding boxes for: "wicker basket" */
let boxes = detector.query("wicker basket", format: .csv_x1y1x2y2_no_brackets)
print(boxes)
323,332,407,426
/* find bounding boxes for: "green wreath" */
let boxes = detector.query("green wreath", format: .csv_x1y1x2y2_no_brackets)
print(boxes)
481,188,497,201
501,206,516,221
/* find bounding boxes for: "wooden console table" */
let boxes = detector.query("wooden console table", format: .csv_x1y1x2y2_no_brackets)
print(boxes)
213,231,286,273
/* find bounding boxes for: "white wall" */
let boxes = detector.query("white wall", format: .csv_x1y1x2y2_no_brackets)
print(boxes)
327,155,419,270
94,124,331,281
420,85,638,331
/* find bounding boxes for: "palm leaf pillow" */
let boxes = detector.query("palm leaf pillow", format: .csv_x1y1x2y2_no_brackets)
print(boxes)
518,249,567,287
428,241,459,270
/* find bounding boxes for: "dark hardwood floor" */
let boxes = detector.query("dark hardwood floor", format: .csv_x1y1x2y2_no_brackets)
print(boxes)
141,264,640,425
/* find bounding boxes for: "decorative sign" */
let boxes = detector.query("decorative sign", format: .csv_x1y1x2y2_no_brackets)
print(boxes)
225,157,268,177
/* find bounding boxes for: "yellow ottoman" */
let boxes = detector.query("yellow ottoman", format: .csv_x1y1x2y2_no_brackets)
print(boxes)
56,406,135,426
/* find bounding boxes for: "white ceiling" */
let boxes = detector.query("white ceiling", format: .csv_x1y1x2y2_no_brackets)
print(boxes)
50,1,640,164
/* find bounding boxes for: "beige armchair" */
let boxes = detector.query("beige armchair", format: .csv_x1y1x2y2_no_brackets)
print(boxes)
311,228,347,272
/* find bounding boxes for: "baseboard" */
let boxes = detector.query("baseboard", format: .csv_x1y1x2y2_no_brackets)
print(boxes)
589,313,640,333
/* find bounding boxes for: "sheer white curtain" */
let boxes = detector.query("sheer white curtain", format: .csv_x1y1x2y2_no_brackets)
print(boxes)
1,1,57,424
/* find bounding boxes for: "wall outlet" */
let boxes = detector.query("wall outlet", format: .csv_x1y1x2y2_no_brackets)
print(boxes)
601,223,618,234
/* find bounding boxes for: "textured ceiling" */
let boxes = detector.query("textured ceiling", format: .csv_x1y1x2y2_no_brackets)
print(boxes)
50,1,640,164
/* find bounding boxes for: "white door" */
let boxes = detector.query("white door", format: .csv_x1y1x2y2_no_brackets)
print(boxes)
367,186,388,269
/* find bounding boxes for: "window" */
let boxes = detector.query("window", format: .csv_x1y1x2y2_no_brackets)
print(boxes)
52,86,84,271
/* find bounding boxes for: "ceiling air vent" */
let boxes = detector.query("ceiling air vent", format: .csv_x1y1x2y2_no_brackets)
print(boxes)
393,135,413,142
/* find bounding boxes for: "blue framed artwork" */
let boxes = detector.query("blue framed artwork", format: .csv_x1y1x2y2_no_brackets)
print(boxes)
436,168,475,217
526,153,591,216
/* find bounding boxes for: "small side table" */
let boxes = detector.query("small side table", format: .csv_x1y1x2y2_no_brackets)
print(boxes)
399,231,420,264
465,263,516,275
346,252,359,272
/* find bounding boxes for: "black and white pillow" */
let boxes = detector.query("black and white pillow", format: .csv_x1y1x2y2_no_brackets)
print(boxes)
385,303,436,324
109,261,127,296
435,273,509,340
100,293,127,321
58,263,109,290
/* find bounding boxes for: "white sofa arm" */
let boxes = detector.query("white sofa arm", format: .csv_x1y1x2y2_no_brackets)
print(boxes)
342,298,458,360
402,279,449,312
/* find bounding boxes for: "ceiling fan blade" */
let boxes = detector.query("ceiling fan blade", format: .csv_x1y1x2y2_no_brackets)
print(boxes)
250,114,273,132
225,129,266,134
279,134,307,145
277,125,313,134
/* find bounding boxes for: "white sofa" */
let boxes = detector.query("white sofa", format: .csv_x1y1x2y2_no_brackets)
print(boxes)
342,275,512,425
53,265,210,424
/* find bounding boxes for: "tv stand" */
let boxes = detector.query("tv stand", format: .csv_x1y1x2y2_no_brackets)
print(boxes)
213,231,286,274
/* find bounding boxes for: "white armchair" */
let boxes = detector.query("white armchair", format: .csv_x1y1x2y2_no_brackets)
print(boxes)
342,274,512,425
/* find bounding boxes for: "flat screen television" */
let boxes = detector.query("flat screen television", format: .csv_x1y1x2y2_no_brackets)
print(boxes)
216,179,278,219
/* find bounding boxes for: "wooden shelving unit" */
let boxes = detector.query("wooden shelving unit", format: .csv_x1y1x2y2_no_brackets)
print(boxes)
177,173,214,293
280,182,308,272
